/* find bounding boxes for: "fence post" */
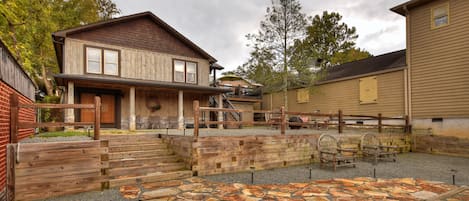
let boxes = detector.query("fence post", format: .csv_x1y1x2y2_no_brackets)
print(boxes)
193,100,199,138
338,110,343,134
6,144,16,201
239,112,243,129
94,96,101,140
9,93,19,143
280,106,286,135
404,115,410,134
378,113,382,133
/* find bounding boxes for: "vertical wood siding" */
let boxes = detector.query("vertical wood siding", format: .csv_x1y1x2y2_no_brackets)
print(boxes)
409,0,469,118
263,70,405,117
0,44,35,100
64,39,211,86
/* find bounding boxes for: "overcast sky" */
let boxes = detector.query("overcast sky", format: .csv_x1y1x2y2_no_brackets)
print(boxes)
114,0,408,72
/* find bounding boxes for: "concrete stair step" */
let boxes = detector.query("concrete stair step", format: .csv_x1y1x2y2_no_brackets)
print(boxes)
109,170,192,188
109,162,186,177
109,155,182,168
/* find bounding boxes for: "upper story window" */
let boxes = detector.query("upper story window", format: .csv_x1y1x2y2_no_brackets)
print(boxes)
431,3,449,29
85,46,120,76
173,59,197,84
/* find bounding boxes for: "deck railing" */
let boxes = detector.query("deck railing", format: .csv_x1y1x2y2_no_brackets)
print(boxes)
9,93,102,142
193,100,410,138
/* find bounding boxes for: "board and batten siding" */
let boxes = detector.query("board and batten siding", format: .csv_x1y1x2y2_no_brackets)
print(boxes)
0,44,35,100
64,38,211,86
409,0,469,118
264,70,405,117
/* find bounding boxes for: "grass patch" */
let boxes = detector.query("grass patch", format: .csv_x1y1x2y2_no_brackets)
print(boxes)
34,131,93,138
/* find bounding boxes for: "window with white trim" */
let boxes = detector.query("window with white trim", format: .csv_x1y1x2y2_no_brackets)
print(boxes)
173,59,198,84
85,46,120,76
86,47,102,74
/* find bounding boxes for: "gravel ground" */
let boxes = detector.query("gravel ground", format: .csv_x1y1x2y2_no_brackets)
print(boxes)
37,153,469,201
203,153,469,186
37,188,135,201
146,127,397,137
19,136,92,143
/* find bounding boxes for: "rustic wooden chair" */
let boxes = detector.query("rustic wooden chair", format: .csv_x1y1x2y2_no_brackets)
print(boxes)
268,110,281,129
360,133,399,164
317,134,358,171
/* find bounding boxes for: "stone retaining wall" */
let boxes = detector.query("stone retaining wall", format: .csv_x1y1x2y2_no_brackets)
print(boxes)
186,133,411,176
415,134,469,157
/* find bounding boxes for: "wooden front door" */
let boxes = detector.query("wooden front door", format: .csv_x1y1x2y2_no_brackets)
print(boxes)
80,93,116,126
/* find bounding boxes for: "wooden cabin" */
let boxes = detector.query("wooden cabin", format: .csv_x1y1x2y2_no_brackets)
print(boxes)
264,50,407,118
52,12,228,130
392,0,469,138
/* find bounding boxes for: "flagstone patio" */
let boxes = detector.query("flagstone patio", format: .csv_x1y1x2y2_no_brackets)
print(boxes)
121,177,468,200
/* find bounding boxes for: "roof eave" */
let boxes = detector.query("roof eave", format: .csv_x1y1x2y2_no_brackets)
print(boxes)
52,11,217,63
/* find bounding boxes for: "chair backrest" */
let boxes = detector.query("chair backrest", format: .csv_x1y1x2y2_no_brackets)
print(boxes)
317,134,339,152
360,133,380,150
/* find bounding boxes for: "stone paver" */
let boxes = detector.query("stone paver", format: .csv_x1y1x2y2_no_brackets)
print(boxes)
120,177,465,200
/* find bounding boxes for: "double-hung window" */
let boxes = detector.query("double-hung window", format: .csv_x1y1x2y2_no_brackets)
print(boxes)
85,46,120,76
173,59,197,84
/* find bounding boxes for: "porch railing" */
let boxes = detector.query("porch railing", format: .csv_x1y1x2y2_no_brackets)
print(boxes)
9,93,102,142
192,100,410,138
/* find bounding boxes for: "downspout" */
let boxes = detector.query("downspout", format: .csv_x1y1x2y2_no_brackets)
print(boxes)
404,5,412,121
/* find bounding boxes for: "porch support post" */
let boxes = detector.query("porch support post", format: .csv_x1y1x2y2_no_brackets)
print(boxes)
129,87,136,131
65,81,75,131
178,90,184,129
218,94,224,129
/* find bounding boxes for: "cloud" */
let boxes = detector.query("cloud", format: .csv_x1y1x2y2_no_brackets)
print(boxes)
113,0,408,72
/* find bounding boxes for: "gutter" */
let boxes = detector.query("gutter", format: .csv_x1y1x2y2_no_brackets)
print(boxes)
316,66,406,85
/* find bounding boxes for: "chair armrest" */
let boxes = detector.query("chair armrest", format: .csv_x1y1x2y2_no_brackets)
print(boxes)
379,145,398,149
362,145,379,150
338,148,358,153
320,150,337,155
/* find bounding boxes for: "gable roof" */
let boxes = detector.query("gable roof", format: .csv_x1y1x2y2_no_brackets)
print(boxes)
321,49,406,83
391,0,434,16
52,11,217,72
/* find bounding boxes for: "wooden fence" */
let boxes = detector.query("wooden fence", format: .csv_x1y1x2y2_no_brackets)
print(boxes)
6,140,109,201
9,94,102,142
6,94,104,201
193,100,410,138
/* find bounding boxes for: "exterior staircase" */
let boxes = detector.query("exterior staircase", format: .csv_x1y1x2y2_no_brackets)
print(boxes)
101,134,192,187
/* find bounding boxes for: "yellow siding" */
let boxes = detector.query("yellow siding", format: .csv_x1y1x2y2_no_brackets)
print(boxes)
64,38,211,86
409,0,469,118
264,70,405,117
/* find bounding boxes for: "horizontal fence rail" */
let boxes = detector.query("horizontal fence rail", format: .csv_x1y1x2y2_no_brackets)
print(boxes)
193,100,410,138
9,94,102,142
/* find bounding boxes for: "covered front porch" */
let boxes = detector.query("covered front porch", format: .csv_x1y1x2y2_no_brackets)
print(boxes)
55,74,229,131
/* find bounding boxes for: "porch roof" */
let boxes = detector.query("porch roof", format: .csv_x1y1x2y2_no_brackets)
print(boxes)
55,74,231,94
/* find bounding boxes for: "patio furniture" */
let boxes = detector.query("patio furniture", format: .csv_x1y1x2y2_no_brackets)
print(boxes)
317,134,358,171
267,110,281,129
360,133,399,164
